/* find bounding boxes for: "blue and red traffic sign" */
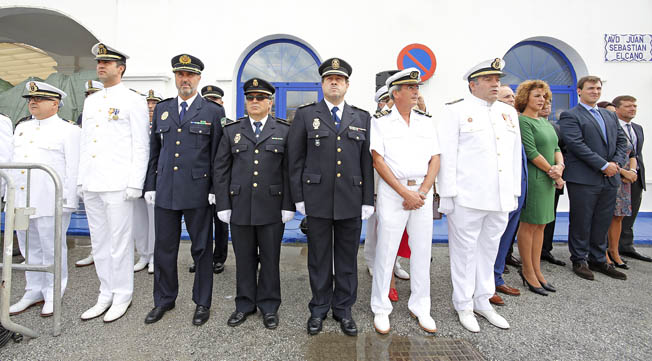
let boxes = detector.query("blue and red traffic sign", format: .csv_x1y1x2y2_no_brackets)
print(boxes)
397,44,437,81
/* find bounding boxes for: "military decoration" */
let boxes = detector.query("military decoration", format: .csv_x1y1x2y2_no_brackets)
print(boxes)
234,133,241,144
502,113,515,128
108,108,120,121
313,118,320,130
161,111,169,120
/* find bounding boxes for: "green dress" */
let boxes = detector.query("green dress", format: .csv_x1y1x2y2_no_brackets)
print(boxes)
519,115,560,224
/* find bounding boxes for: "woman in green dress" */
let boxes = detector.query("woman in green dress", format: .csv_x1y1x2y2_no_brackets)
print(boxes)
515,80,564,296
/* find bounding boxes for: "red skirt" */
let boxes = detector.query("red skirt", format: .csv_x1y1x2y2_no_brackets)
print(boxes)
397,229,411,258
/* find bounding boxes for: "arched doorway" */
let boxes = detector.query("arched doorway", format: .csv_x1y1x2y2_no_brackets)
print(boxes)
236,38,322,121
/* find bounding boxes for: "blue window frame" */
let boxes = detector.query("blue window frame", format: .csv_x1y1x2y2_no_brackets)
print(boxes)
502,41,578,121
236,39,322,121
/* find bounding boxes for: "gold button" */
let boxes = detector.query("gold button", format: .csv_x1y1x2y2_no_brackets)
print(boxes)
253,183,258,187
306,180,311,184
24,155,28,158
359,181,362,185
316,134,320,138
36,127,39,130
274,149,278,153
20,186,24,190
93,139,97,143
255,149,259,154
98,109,101,112
337,136,341,140
204,173,207,177
236,149,240,153
92,155,96,158
176,141,181,145
496,137,500,140
499,169,502,172
337,173,341,178
254,160,259,165
29,140,33,143
174,153,179,158
337,148,342,152
177,128,182,133
21,170,25,174
199,130,202,133
253,171,258,176
230,191,234,195
173,166,179,171
497,153,501,156
356,136,359,140
96,124,99,127
337,160,342,165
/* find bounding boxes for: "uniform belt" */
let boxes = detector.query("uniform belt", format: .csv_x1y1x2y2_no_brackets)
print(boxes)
398,177,424,186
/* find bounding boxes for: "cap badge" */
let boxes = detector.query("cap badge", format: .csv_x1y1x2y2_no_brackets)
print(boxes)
161,111,169,120
234,133,241,144
180,55,191,64
491,58,501,70
29,82,38,92
313,118,320,130
332,59,340,69
410,71,419,79
98,44,107,55
207,86,212,91
148,90,154,97
253,79,259,87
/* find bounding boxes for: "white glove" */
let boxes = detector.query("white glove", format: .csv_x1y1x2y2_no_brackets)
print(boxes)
208,193,216,205
218,209,232,224
76,185,84,199
295,201,306,216
144,191,156,205
361,205,375,220
513,196,519,211
438,197,455,214
281,210,295,223
63,207,76,214
124,187,142,200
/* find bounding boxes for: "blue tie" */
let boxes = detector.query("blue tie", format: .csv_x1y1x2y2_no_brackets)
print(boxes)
254,121,262,137
331,106,340,131
589,108,608,144
180,101,188,121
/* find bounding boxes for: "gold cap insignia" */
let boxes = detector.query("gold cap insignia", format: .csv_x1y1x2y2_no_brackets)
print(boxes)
234,133,241,144
29,82,37,92
180,55,191,64
313,118,320,130
161,111,169,120
207,86,212,91
410,71,419,79
98,44,107,55
332,59,340,69
253,79,259,87
491,58,501,70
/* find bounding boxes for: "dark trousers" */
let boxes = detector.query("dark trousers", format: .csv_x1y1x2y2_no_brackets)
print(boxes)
306,216,361,319
230,222,284,314
494,193,525,286
213,208,229,263
542,188,563,254
620,178,643,253
567,181,617,264
154,206,213,308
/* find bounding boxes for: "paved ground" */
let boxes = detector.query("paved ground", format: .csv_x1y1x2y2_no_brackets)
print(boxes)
1,242,651,360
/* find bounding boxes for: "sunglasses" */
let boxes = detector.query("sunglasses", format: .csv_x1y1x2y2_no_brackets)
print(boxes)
246,94,270,101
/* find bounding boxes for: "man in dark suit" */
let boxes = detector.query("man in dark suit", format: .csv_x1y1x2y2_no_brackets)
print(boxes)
143,54,225,326
288,58,374,336
559,76,629,281
614,95,652,262
215,78,294,330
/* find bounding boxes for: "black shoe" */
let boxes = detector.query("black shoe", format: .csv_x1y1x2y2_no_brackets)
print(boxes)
145,303,175,324
227,309,256,327
213,262,225,274
541,252,567,266
307,315,325,335
518,269,548,296
505,255,522,267
189,263,196,273
620,250,652,262
333,315,358,336
192,305,210,326
263,313,279,329
608,251,630,269
572,262,595,280
540,281,556,292
588,261,627,280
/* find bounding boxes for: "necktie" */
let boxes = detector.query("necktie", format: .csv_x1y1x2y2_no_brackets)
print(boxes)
254,121,262,137
626,123,636,150
331,106,340,131
589,108,608,144
180,101,188,121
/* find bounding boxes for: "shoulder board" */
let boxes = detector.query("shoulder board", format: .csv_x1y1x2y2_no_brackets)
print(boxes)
373,109,392,119
206,98,223,107
413,108,432,118
158,97,174,103
0,112,8,118
275,117,291,126
445,98,464,105
223,118,240,127
66,119,76,125
15,115,32,127
350,105,369,114
298,101,316,109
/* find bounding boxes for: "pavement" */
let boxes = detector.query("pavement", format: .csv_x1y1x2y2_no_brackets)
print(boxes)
1,242,651,361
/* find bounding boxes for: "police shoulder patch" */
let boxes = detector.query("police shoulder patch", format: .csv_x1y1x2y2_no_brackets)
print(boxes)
298,101,316,109
373,109,392,119
223,118,240,127
445,98,464,105
413,108,432,117
275,117,291,126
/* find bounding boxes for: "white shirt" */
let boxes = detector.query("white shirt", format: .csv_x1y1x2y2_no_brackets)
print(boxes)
437,94,521,212
178,93,199,115
619,118,637,148
324,98,344,120
78,82,149,192
370,108,440,180
249,115,269,134
10,114,81,217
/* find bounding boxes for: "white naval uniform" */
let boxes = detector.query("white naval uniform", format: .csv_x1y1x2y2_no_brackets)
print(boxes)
78,82,149,305
369,108,440,317
133,198,155,264
1,114,12,198
10,115,80,303
437,94,521,312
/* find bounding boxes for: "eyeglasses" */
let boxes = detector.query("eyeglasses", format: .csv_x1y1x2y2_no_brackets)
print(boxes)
27,96,56,103
245,94,269,101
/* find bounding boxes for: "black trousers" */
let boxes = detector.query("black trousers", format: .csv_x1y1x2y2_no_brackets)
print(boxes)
542,188,563,254
230,222,284,314
154,206,213,308
567,181,617,264
213,208,229,263
620,178,643,253
306,216,361,319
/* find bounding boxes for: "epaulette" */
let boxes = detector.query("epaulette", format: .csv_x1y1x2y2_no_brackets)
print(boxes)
66,119,76,125
350,105,370,114
298,101,316,109
158,97,175,103
275,117,291,126
445,98,464,105
15,115,32,127
373,109,392,119
413,108,432,118
223,118,240,127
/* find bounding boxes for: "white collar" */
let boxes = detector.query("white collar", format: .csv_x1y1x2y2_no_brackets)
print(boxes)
178,93,199,109
324,98,344,112
468,93,494,107
249,115,269,127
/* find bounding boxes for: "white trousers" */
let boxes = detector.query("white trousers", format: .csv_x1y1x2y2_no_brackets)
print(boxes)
16,213,71,302
84,191,134,305
371,179,433,317
363,212,378,268
133,198,155,263
447,204,508,311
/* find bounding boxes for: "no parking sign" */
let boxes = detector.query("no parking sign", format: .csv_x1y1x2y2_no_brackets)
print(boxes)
397,44,437,81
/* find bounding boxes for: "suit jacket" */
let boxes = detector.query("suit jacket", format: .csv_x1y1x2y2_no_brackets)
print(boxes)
629,122,646,190
559,104,628,187
214,116,294,225
288,100,374,220
144,95,225,210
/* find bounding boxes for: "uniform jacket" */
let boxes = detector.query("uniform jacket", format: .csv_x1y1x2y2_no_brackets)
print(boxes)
144,95,225,210
438,95,522,212
288,100,374,220
10,115,81,217
559,104,628,187
78,82,150,192
215,116,293,225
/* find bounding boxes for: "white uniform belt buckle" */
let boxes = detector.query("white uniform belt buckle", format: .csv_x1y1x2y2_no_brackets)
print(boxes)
407,179,417,186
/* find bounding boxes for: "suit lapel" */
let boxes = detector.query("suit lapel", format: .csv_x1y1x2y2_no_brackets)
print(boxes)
168,97,181,126
257,117,276,144
180,96,202,126
599,108,616,148
633,123,643,154
578,105,607,145
315,100,337,134
239,118,257,144
338,103,356,135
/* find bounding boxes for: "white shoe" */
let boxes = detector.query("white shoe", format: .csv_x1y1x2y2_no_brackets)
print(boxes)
134,258,148,272
475,308,510,329
81,301,111,320
40,301,53,317
9,297,44,315
457,310,480,333
410,312,437,333
394,261,409,280
103,301,131,323
368,266,373,277
75,254,94,267
148,262,154,274
373,314,390,334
